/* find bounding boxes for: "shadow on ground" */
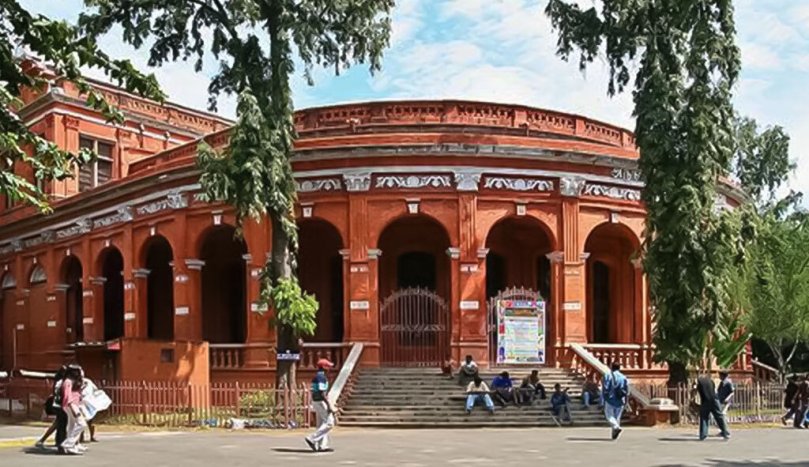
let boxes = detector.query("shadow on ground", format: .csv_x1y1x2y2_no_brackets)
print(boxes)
657,460,809,467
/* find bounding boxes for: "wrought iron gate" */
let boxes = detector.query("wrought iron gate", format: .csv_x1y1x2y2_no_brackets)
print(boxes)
380,287,450,367
487,287,542,366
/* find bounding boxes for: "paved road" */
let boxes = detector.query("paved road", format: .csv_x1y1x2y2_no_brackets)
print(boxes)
0,426,807,466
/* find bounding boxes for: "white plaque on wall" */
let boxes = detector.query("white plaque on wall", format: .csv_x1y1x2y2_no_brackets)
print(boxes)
250,302,268,312
175,306,190,316
47,320,57,328
82,317,94,325
460,300,480,310
16,323,25,330
563,301,582,311
124,312,136,321
350,300,370,310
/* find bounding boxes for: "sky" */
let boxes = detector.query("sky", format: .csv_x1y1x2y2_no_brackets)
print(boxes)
20,0,809,199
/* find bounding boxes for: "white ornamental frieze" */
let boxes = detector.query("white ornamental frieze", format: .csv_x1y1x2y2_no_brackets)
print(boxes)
559,176,586,197
343,172,372,192
136,191,188,216
375,175,452,189
296,178,342,193
483,177,554,192
582,183,641,201
611,168,642,182
453,171,482,191
56,218,92,240
93,206,134,229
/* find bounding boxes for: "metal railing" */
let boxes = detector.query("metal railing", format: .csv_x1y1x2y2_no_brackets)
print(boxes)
328,343,364,408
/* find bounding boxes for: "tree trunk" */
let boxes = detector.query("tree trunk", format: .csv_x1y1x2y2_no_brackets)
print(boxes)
271,214,297,389
667,360,688,387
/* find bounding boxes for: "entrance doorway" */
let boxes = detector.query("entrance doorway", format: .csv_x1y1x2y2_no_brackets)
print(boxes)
61,256,83,343
377,215,451,366
584,223,639,343
143,235,174,340
298,219,344,342
200,225,247,343
99,247,124,341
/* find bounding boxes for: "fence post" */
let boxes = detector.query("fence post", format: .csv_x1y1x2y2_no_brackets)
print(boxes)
140,381,147,425
234,382,241,419
754,382,761,420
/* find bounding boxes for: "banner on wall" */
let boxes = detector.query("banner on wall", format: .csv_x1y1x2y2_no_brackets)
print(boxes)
495,299,546,365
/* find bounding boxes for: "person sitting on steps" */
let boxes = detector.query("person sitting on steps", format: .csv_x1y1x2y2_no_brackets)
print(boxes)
457,355,479,387
582,373,601,408
550,383,572,425
519,369,547,405
465,375,495,415
491,371,519,407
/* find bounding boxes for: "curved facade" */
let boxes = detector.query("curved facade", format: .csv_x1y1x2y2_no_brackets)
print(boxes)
0,86,747,382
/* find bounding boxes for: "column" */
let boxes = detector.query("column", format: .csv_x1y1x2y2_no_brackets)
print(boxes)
559,177,588,364
132,268,150,338
175,259,203,341
243,253,272,368
546,251,564,366
52,284,70,347
631,257,650,367
86,276,106,342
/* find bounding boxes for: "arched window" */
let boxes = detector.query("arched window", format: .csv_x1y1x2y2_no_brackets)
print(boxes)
29,264,47,286
1,273,16,289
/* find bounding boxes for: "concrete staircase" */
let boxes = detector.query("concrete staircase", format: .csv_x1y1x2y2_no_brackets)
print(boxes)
339,367,610,428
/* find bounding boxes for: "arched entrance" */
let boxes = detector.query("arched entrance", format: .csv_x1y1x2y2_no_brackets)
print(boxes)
0,272,16,370
298,220,344,342
584,223,639,343
143,235,174,340
61,256,83,343
377,215,451,366
200,225,247,343
99,248,125,341
484,216,554,364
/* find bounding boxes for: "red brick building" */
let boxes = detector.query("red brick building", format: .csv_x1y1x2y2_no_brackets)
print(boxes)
0,75,749,385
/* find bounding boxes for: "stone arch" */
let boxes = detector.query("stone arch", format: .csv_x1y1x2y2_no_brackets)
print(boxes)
97,246,125,341
0,271,13,370
199,224,247,343
60,255,84,343
377,214,452,302
142,235,174,340
484,216,555,300
27,263,47,287
298,219,344,342
372,209,458,250
584,222,639,344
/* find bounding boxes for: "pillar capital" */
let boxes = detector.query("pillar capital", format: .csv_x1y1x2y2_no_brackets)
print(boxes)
476,248,489,260
545,251,565,263
339,248,351,259
132,268,151,279
367,248,382,260
631,257,643,269
184,259,205,270
446,247,461,260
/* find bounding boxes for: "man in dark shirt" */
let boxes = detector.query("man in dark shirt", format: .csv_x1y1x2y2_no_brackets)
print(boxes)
782,376,799,425
491,371,518,406
695,374,730,440
305,359,337,452
792,375,809,429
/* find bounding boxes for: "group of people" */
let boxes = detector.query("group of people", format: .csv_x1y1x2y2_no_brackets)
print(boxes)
34,364,111,455
781,374,809,428
458,356,630,440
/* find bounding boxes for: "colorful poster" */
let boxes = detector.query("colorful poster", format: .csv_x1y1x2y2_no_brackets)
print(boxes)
496,299,546,365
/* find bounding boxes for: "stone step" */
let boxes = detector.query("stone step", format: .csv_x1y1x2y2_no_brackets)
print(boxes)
338,421,607,428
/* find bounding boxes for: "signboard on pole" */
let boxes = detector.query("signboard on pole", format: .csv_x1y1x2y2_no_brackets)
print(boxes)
495,299,546,365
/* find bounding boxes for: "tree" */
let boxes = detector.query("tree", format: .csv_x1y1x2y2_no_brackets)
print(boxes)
731,116,794,207
545,0,742,383
744,212,809,381
0,0,163,212
80,0,394,387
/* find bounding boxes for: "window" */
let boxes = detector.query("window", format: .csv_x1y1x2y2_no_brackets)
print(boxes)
78,136,114,192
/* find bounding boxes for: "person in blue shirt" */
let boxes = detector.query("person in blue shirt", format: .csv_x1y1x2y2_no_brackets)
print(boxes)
305,359,337,452
550,383,572,425
491,371,518,406
602,361,629,440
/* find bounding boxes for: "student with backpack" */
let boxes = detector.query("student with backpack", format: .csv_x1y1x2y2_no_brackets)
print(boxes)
602,362,629,440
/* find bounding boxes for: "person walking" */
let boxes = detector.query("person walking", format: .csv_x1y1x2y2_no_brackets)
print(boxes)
602,362,629,440
305,359,338,452
695,373,730,440
792,374,809,429
781,376,799,425
35,365,67,449
59,365,87,455
717,370,735,416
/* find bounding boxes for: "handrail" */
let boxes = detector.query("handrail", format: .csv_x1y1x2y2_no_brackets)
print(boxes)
570,343,654,409
302,343,352,349
751,359,779,382
328,342,364,407
582,343,642,349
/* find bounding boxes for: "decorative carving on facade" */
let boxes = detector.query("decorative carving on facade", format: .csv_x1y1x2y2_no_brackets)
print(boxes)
296,178,342,193
136,191,188,216
559,177,586,197
453,171,482,191
484,177,554,192
545,251,565,263
446,247,461,259
367,248,382,260
63,116,81,130
375,175,451,190
582,183,641,201
93,206,133,229
343,172,372,192
55,218,92,240
611,168,642,182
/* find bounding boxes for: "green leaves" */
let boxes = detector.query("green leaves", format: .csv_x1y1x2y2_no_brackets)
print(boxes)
1,0,164,212
546,1,743,379
265,277,318,338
